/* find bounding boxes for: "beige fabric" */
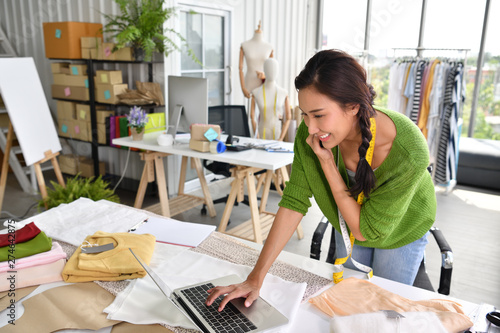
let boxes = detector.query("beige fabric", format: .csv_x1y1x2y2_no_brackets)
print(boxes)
111,322,175,333
0,286,37,309
309,278,473,333
1,282,121,332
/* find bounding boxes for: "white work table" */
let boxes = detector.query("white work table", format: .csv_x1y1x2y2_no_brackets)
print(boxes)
0,199,479,333
113,132,302,244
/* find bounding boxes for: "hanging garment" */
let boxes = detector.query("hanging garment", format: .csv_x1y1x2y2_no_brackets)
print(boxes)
409,61,427,124
434,63,464,185
426,62,447,157
403,62,416,118
418,59,441,138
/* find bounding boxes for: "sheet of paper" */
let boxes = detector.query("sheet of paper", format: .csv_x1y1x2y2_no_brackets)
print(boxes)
131,217,215,247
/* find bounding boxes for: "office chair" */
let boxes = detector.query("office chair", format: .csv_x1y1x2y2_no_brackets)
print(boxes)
310,220,453,295
201,105,253,215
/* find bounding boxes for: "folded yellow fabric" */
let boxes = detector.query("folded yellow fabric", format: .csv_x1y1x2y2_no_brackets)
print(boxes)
62,231,155,283
309,277,473,333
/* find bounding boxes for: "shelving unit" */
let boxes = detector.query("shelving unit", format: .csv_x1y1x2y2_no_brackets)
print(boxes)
49,57,164,179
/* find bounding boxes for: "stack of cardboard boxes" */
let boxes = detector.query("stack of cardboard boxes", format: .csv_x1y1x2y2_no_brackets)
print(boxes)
58,154,105,178
80,37,133,61
51,63,89,101
94,70,128,105
189,124,222,152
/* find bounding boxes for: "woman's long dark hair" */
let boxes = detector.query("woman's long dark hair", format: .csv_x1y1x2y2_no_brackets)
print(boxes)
295,49,377,199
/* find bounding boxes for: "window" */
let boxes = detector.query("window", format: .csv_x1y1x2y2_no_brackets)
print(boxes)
179,6,229,106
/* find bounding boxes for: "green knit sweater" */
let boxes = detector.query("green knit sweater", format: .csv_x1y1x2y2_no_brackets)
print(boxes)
279,106,436,249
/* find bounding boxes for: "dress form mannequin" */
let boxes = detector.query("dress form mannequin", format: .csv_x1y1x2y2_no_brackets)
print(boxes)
239,21,274,98
250,58,291,141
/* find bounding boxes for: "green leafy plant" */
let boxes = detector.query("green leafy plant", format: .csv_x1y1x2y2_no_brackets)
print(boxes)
102,0,197,61
38,175,120,210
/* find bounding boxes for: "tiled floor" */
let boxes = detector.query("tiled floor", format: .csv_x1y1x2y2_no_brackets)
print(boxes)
2,169,499,310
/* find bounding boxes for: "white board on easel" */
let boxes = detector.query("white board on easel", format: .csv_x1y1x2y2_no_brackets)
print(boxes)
0,57,61,166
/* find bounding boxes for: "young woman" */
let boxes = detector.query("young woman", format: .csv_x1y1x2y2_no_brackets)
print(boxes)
206,49,436,311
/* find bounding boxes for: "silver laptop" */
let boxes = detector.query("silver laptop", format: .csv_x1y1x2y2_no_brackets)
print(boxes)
129,249,289,333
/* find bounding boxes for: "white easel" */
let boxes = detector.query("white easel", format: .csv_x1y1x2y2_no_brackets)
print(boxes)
0,57,66,211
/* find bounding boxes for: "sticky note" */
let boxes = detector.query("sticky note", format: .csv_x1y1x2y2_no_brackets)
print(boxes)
104,90,111,100
64,87,71,96
55,29,61,38
104,47,111,57
204,127,219,142
100,74,108,83
84,79,89,88
80,110,86,119
71,66,79,75
74,125,80,134
61,125,68,133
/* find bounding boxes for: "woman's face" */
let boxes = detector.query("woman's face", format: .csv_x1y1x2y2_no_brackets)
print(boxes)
298,86,359,149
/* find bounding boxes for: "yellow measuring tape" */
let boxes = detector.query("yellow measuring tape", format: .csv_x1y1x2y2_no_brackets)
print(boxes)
332,117,376,284
262,84,277,140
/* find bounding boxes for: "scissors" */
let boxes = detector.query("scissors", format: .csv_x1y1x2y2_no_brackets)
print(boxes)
487,311,500,327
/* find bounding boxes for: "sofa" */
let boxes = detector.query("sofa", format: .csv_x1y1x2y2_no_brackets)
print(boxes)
456,137,500,191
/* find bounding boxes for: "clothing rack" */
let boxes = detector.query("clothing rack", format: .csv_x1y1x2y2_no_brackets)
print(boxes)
389,47,470,193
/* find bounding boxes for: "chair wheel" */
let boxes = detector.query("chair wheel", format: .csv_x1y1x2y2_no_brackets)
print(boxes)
201,206,207,215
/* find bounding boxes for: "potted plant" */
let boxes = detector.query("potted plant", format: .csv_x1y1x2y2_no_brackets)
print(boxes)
127,105,149,140
102,0,197,61
38,175,120,210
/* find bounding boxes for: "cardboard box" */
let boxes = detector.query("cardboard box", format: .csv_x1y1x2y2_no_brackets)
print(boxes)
189,139,211,152
69,64,87,76
75,104,90,121
80,36,102,49
75,104,109,122
78,158,105,178
53,73,66,85
56,100,76,120
95,70,123,84
51,62,71,74
52,85,89,101
190,124,221,141
101,43,116,61
95,83,128,104
57,118,76,138
81,48,91,59
53,74,88,87
75,120,90,141
90,48,102,60
96,123,107,144
43,21,103,59
58,154,86,175
96,110,115,124
115,47,133,61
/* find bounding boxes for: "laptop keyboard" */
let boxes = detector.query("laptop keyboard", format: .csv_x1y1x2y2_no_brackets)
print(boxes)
181,282,258,333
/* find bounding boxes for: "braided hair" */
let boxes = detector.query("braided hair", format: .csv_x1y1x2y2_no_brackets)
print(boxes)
295,49,377,198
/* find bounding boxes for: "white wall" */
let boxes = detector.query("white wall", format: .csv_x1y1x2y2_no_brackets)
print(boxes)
0,0,319,184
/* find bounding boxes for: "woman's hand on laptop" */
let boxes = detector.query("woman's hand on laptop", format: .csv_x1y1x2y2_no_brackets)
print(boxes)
206,278,261,312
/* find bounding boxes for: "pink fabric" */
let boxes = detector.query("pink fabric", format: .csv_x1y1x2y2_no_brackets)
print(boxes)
0,258,65,292
0,242,66,273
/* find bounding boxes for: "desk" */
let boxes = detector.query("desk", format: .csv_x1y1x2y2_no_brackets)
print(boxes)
1,199,478,333
113,132,303,244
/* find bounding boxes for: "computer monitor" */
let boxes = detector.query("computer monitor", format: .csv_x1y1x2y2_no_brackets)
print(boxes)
167,76,208,135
